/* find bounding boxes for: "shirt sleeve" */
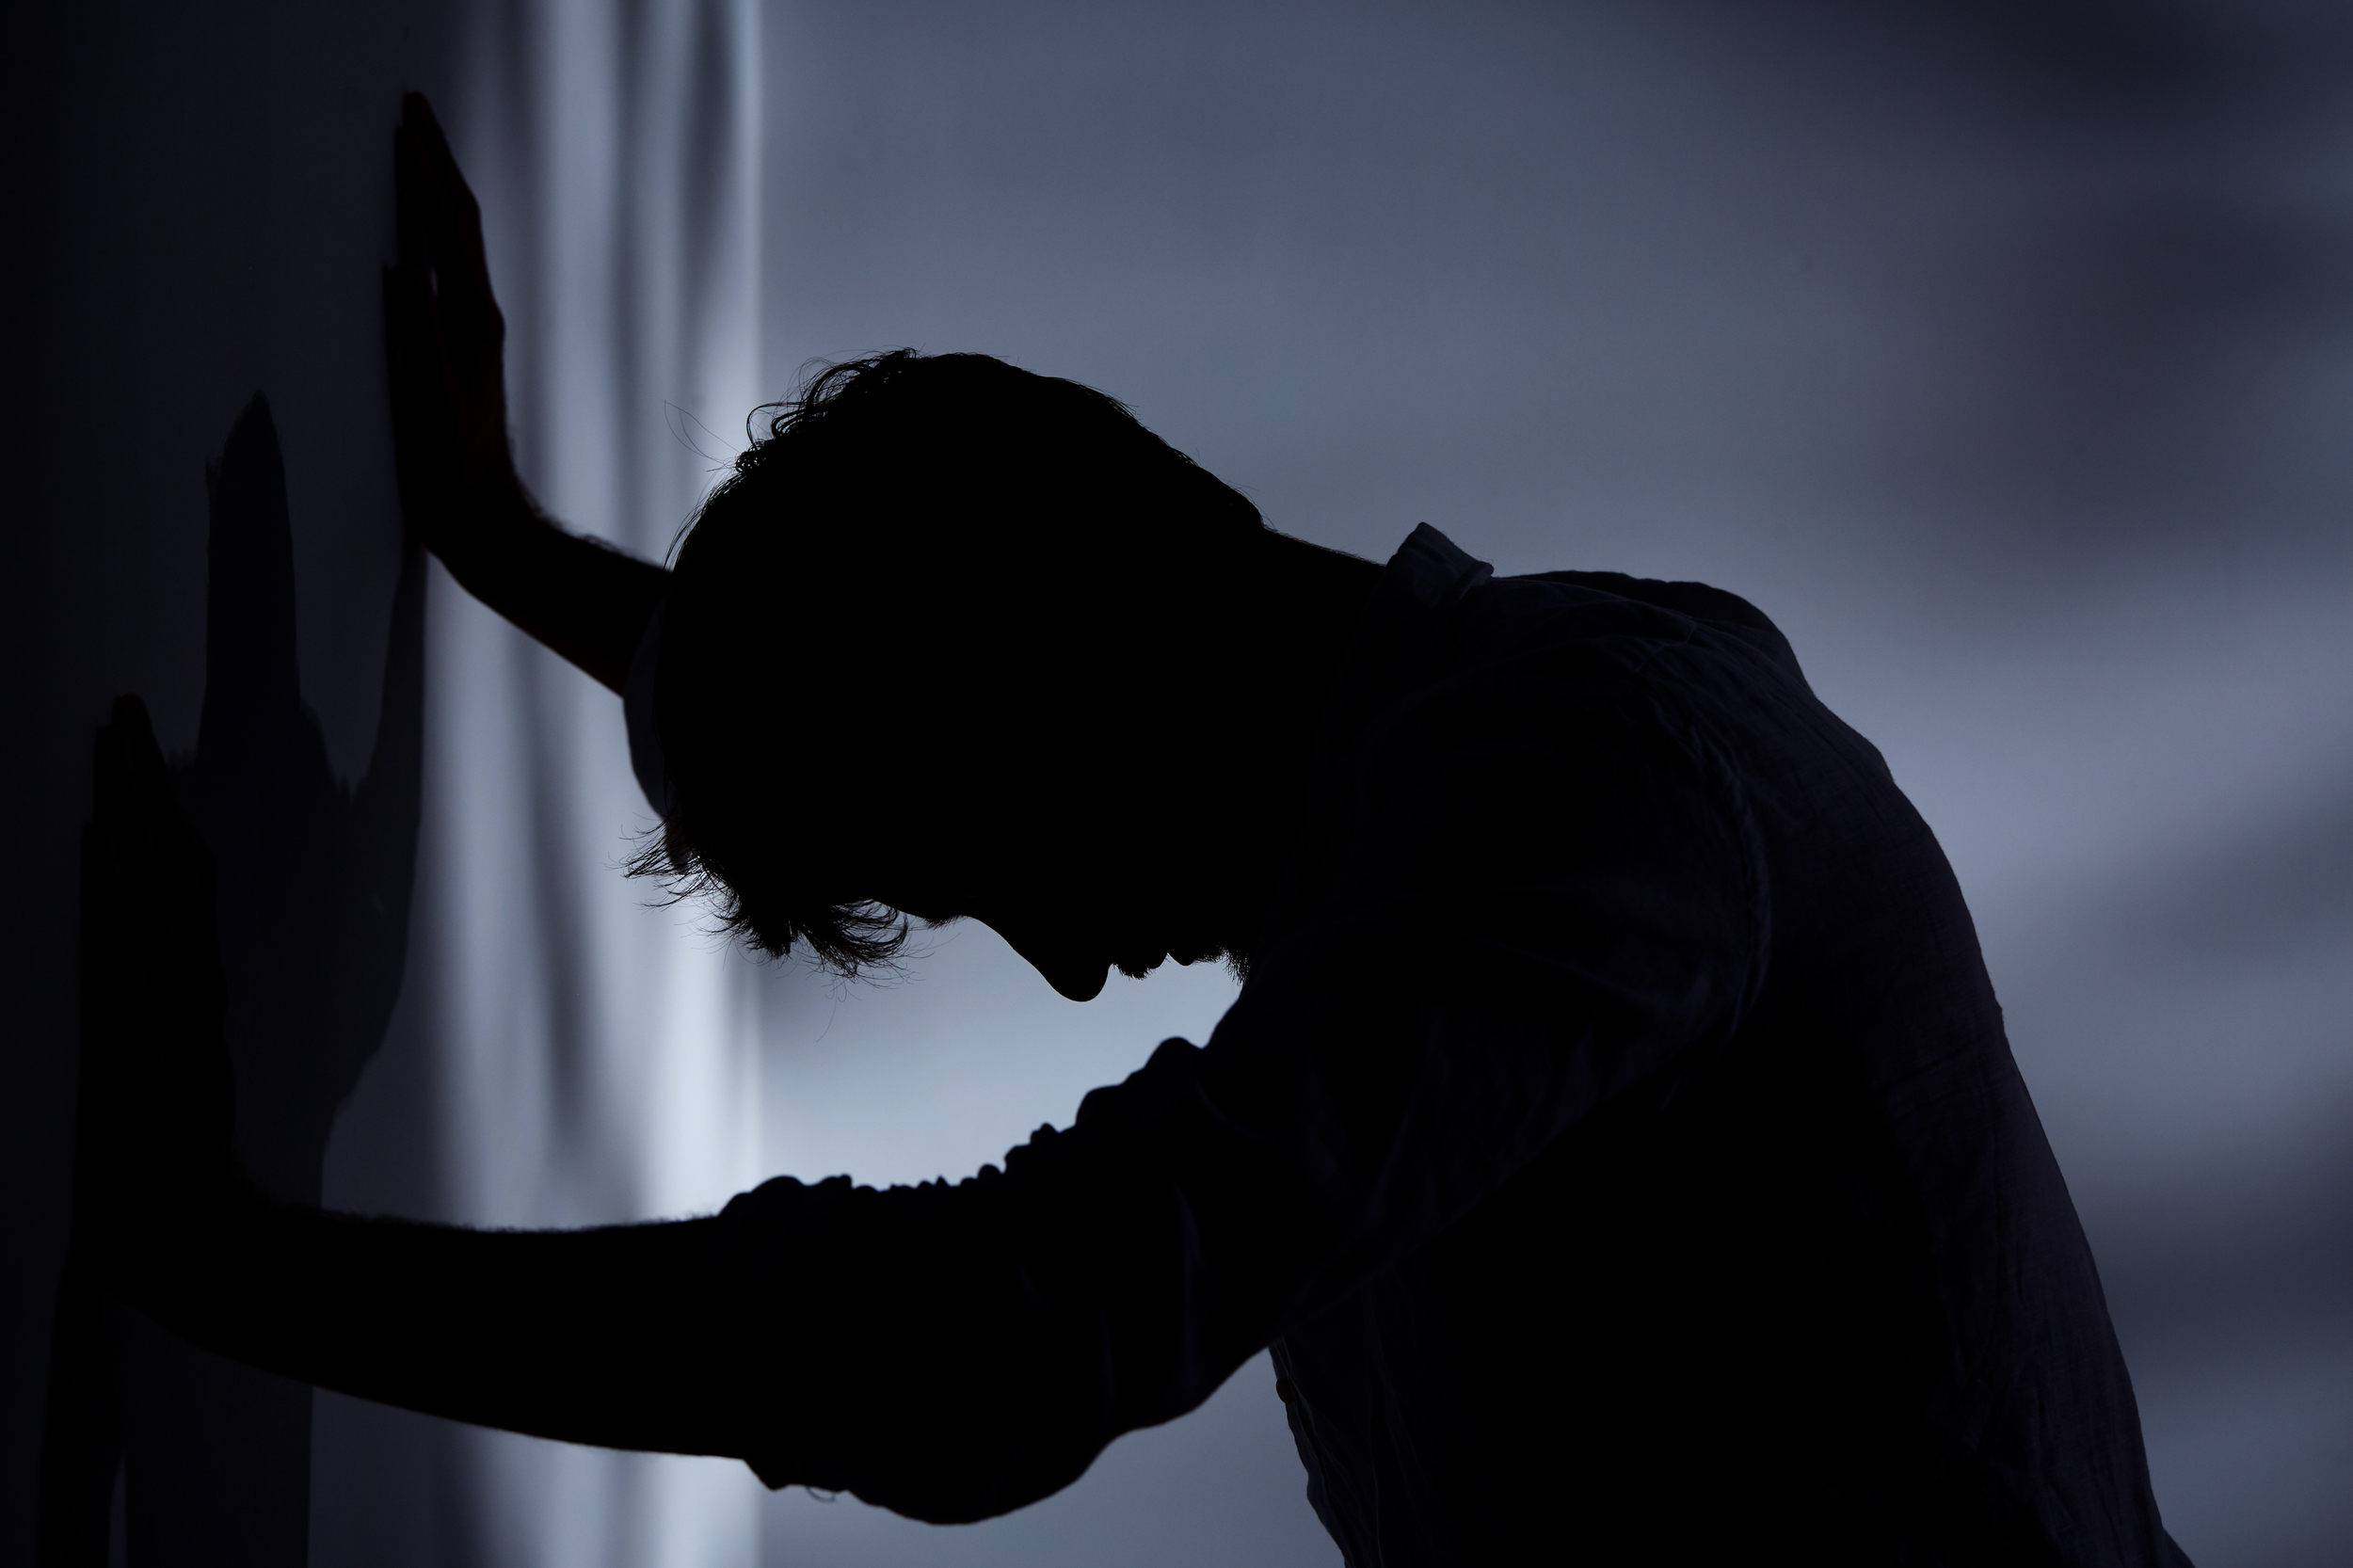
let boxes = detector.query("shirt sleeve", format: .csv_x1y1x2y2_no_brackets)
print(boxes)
710,656,1765,1521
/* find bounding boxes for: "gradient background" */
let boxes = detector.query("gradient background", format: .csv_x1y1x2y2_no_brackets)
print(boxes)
5,3,2349,1564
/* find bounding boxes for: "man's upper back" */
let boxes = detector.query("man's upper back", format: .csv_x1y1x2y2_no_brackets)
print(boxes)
1262,529,2185,1565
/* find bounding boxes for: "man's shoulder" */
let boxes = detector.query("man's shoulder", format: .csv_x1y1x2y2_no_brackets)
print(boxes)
1428,568,1810,711
1516,568,1777,635
1486,568,1806,683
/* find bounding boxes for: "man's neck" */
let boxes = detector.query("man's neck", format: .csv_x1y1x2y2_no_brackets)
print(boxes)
1248,527,1385,672
1188,531,1385,965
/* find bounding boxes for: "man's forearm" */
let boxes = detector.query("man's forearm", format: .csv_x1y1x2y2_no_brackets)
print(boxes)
432,488,670,695
125,1189,750,1459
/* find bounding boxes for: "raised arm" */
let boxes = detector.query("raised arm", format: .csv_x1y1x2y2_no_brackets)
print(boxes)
382,92,665,693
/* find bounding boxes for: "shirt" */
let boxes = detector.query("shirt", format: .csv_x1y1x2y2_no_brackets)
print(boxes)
710,524,2191,1566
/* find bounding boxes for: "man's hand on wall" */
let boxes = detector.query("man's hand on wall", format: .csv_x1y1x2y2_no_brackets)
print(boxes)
379,91,667,696
383,91,532,574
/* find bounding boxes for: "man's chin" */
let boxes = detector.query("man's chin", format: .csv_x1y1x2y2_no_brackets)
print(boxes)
1114,951,1170,982
1134,932,1233,969
1108,931,1244,983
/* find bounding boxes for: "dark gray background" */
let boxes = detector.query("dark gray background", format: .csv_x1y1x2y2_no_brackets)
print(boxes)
6,3,2348,1564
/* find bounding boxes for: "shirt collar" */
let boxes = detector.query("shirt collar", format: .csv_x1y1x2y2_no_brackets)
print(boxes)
1308,523,1495,778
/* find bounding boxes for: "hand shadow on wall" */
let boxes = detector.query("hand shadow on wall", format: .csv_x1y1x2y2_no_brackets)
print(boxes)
37,393,424,1568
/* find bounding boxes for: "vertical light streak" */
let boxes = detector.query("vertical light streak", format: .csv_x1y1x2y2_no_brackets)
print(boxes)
411,2,768,1563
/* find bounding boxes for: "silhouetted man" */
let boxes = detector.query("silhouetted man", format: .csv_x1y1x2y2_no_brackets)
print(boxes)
78,95,2194,1564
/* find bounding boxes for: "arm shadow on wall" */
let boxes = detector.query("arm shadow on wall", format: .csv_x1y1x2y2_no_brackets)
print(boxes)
37,393,425,1568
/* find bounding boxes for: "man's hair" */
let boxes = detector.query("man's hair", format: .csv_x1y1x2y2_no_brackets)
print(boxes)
635,350,1264,973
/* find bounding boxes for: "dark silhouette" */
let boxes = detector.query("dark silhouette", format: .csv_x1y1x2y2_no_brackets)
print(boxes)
42,396,424,1568
72,94,2194,1565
